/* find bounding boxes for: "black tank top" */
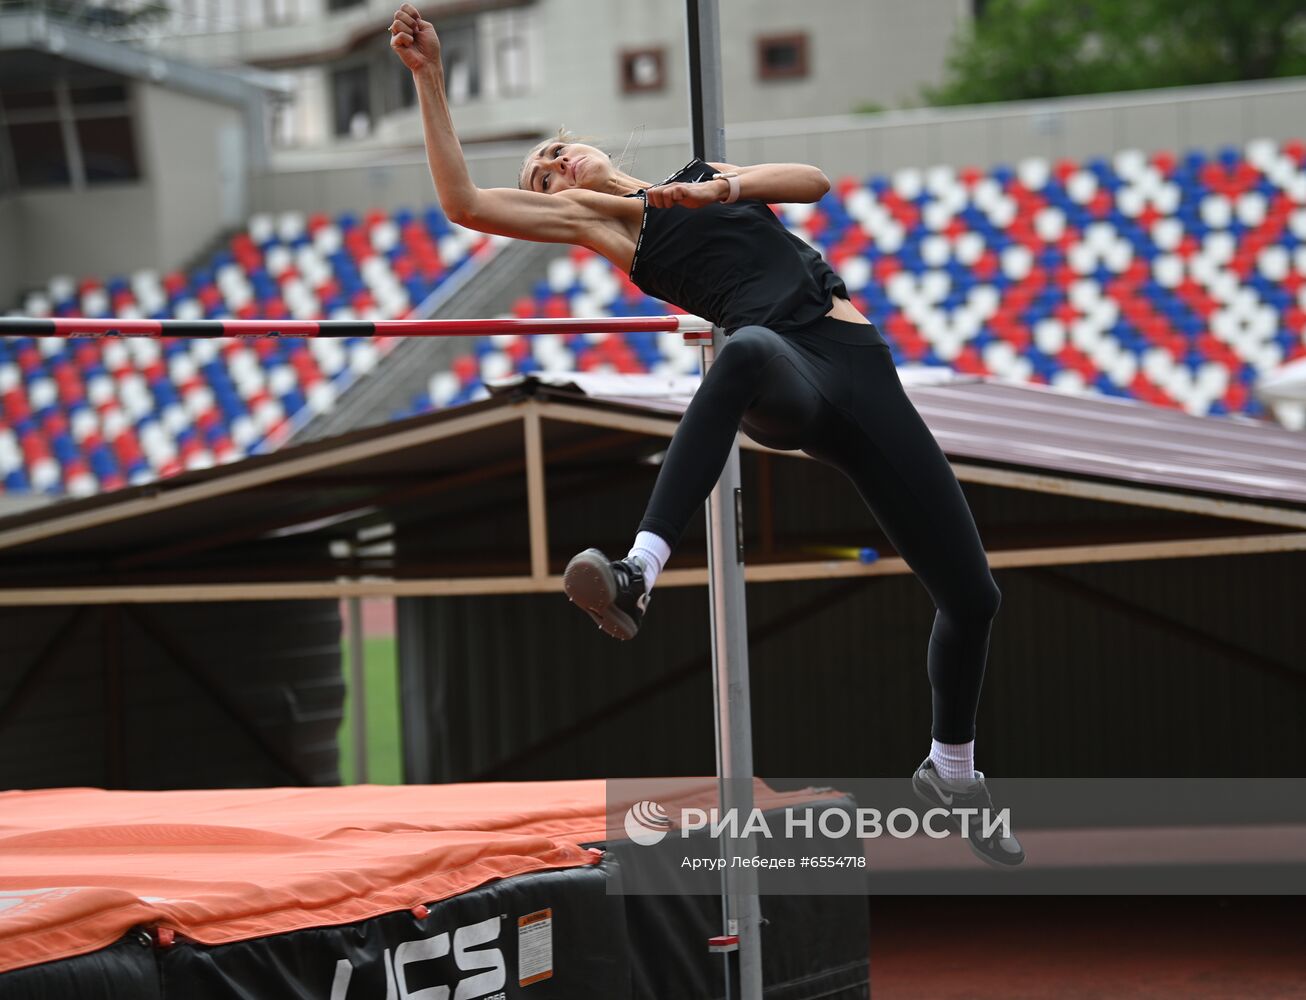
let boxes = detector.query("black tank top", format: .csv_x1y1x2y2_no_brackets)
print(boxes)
624,157,848,334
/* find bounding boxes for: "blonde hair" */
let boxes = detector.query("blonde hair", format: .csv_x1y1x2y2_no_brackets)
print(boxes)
518,127,604,190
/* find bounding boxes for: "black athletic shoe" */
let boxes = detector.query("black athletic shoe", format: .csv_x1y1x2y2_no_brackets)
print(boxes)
911,757,1025,869
563,548,651,641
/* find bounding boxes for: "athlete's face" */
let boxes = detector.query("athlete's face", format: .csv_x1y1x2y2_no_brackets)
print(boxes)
520,140,612,195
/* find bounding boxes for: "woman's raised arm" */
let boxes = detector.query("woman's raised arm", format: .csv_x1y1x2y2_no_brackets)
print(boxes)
642,161,831,210
389,3,610,244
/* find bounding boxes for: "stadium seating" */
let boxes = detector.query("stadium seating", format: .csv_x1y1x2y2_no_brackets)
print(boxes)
410,246,703,414
1,208,489,495
5,139,1305,496
403,139,1306,428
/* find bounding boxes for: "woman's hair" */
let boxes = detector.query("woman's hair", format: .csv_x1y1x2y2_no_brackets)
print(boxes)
517,126,604,190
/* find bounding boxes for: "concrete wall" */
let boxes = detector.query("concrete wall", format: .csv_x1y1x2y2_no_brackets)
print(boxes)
720,0,967,118
252,76,1306,218
135,84,247,263
11,183,157,288
370,0,967,144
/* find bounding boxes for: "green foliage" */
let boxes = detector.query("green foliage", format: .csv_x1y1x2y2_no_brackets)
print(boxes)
927,0,1306,106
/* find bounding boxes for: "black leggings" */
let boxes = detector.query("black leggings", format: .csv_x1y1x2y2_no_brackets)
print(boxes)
637,317,1001,744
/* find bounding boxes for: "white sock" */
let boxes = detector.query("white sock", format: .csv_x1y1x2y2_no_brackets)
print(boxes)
627,530,670,592
930,739,976,785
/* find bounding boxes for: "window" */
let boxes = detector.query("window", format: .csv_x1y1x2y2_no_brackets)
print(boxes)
497,37,529,97
621,48,665,94
0,78,140,190
394,60,418,110
439,22,480,104
5,88,58,113
485,7,533,99
69,83,128,106
756,33,809,81
69,83,137,183
75,117,139,182
270,99,296,148
331,65,371,138
2,88,67,189
265,0,298,26
8,121,69,188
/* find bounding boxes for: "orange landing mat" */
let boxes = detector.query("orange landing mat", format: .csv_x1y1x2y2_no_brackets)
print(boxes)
0,780,613,973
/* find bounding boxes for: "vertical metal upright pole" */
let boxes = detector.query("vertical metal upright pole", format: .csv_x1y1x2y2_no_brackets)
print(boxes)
347,595,369,784
685,3,763,998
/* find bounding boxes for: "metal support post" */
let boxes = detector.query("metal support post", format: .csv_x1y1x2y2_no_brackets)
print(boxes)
685,2,763,997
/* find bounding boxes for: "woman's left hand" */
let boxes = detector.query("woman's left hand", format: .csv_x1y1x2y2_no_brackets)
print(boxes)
645,179,727,209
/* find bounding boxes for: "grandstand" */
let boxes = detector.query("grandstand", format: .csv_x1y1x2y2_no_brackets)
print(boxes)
403,138,1306,425
1,205,489,494
5,137,1306,496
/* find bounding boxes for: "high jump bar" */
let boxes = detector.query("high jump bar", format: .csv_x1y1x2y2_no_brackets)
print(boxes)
0,316,714,339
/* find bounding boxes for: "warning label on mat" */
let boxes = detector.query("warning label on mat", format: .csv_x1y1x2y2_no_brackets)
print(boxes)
517,908,553,986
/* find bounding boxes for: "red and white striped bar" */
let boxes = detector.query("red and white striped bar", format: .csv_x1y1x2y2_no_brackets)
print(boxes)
0,315,713,339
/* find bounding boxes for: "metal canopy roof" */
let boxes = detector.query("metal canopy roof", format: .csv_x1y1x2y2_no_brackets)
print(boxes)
0,372,1301,605
0,11,290,104
525,370,1306,510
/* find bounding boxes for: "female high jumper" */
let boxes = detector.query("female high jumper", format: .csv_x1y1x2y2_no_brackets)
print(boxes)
389,3,1022,867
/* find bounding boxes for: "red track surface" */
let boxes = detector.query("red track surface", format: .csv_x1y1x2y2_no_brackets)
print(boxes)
339,597,397,638
870,897,1306,998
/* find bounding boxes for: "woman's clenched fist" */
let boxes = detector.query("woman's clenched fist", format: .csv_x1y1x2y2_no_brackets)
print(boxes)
389,3,440,73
